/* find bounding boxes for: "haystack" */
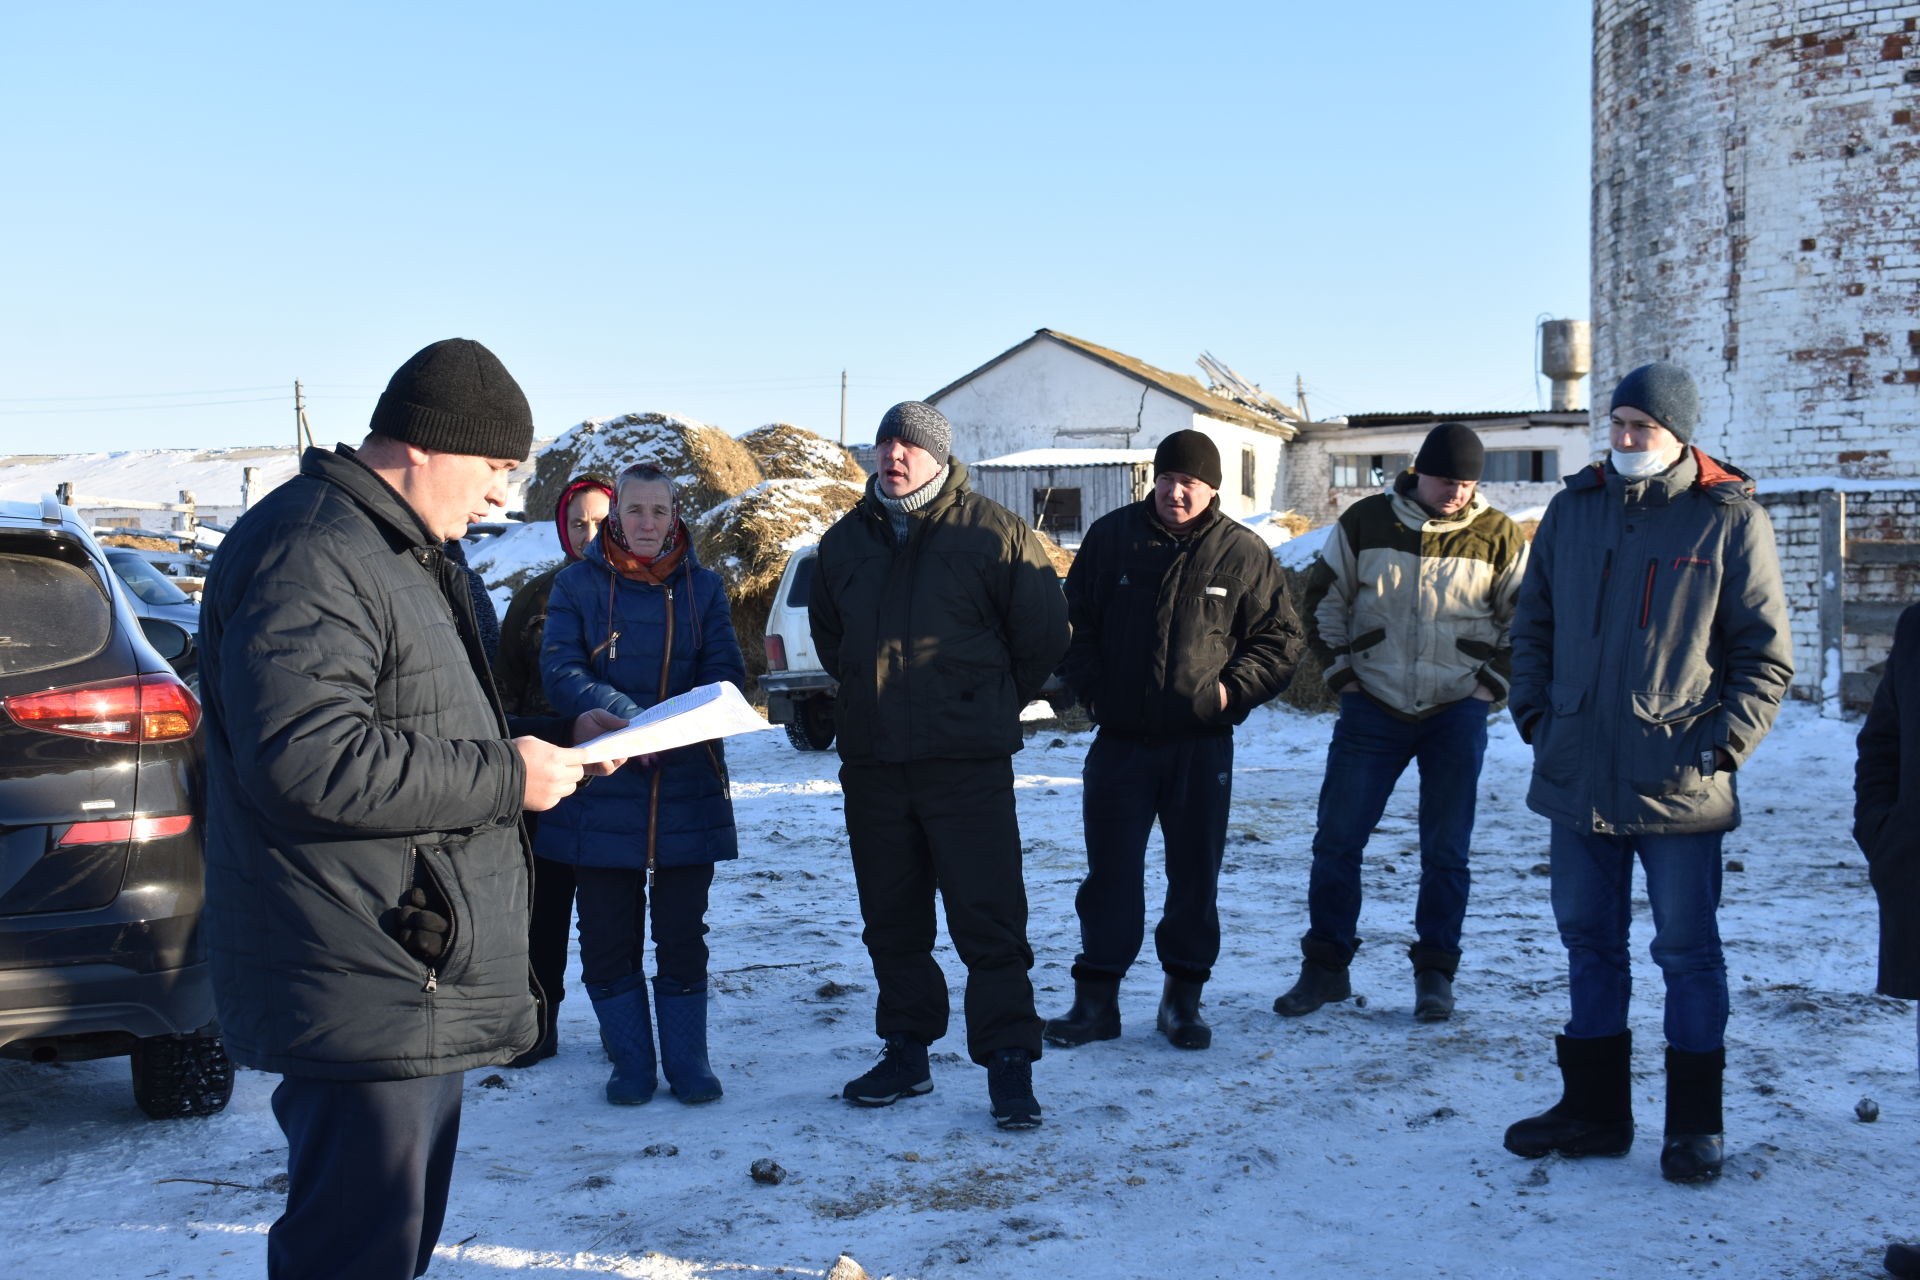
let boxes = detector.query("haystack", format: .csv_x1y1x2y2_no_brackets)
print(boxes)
738,423,865,483
693,477,865,680
523,411,762,525
1033,528,1074,578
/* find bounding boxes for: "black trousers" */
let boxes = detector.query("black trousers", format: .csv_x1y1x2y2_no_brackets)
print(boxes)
1074,730,1233,984
528,852,577,1032
268,1071,464,1280
572,862,715,991
840,756,1042,1065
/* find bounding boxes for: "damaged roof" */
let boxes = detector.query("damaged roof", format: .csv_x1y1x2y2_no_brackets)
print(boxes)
927,329,1300,438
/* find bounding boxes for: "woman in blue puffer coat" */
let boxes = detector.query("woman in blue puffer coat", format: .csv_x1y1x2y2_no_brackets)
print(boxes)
539,461,747,1105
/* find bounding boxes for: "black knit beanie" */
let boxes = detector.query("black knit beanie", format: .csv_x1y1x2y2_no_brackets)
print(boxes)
1415,422,1486,482
1153,429,1223,488
875,401,952,464
1609,361,1699,443
369,338,535,461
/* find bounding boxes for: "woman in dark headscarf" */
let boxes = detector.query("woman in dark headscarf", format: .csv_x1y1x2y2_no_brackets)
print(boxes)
492,473,614,1067
538,462,746,1105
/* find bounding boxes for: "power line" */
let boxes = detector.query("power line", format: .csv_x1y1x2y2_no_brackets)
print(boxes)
0,384,286,403
0,395,287,416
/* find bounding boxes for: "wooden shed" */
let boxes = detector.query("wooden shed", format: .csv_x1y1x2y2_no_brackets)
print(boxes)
969,448,1155,547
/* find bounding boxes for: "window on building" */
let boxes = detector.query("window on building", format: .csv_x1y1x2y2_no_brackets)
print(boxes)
1330,453,1411,488
1480,449,1559,483
1242,447,1257,499
1033,487,1082,537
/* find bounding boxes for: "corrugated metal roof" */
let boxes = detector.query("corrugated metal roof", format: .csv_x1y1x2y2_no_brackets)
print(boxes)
974,448,1156,468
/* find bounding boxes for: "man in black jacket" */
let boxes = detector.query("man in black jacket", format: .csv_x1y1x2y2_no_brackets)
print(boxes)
1854,603,1920,1279
810,401,1069,1129
199,339,623,1280
1045,430,1303,1051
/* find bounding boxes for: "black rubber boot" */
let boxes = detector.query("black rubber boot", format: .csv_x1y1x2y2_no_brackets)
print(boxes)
1044,972,1122,1047
1886,1241,1920,1277
1409,942,1461,1023
1156,975,1211,1049
1660,1044,1725,1183
1272,935,1353,1018
1503,1031,1634,1158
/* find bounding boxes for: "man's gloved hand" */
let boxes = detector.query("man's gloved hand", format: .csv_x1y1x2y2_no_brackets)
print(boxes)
397,887,450,963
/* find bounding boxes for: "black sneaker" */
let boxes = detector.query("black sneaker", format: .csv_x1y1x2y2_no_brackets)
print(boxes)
842,1034,932,1107
987,1048,1042,1130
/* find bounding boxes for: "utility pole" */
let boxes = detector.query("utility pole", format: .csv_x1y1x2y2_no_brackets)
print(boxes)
839,370,848,445
294,381,315,453
1295,374,1310,422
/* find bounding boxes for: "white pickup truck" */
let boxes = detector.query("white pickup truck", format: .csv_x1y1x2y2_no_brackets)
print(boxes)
760,545,838,751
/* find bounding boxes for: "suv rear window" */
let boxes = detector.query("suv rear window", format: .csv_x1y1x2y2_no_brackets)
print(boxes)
784,552,815,608
0,549,113,676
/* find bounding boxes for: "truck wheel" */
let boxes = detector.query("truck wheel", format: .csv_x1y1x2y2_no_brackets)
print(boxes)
783,697,835,751
131,1033,234,1119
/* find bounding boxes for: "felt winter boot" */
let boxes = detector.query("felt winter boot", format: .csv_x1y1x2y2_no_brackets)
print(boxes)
1660,1045,1725,1183
1409,942,1461,1023
1503,1031,1634,1158
653,977,723,1104
1272,935,1353,1018
1156,975,1211,1049
587,974,656,1105
1044,971,1122,1047
1885,1241,1920,1277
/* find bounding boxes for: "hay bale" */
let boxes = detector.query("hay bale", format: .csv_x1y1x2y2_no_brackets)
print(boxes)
1276,561,1340,715
738,423,865,483
693,478,865,680
1033,528,1074,578
524,411,762,526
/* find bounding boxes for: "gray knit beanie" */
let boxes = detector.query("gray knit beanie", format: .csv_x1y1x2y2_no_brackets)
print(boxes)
369,338,535,461
875,401,952,464
1609,362,1700,443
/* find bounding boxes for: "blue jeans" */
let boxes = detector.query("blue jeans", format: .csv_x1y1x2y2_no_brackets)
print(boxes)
1306,693,1488,961
1548,823,1728,1053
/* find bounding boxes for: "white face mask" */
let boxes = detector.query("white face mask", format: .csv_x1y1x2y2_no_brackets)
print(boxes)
1611,446,1677,480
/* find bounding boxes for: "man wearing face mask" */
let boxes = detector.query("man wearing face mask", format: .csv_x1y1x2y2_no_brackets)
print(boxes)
810,401,1069,1129
1271,422,1527,1025
1045,429,1302,1053
1503,362,1792,1184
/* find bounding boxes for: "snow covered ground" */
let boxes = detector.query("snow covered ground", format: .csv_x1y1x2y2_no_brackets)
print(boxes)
2,699,1911,1279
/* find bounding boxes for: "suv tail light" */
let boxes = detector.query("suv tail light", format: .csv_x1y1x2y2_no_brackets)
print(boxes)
59,814,193,845
764,634,788,671
3,673,200,742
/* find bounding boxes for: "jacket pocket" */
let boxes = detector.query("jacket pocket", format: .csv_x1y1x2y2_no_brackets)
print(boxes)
1626,688,1721,797
1533,680,1587,785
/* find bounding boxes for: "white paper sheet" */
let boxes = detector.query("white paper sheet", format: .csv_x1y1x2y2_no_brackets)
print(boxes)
574,680,774,764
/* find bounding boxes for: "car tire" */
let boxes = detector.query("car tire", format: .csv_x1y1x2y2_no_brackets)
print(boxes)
783,697,835,751
131,1033,234,1120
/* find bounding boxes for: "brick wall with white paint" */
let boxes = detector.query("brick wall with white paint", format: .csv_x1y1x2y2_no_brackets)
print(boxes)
1595,1,1920,695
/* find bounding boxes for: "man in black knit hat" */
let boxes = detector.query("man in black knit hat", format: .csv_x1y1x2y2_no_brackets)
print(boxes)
1045,429,1302,1052
199,338,626,1279
812,400,1068,1129
1274,421,1528,1024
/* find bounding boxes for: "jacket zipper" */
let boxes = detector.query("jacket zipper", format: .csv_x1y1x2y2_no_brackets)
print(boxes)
646,585,674,888
1591,549,1612,637
1639,558,1657,630
409,845,440,993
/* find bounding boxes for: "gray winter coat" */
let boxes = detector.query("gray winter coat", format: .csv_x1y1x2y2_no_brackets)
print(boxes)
199,446,553,1081
1509,448,1793,835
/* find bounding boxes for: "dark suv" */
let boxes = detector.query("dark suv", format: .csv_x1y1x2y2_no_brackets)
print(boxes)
0,495,231,1118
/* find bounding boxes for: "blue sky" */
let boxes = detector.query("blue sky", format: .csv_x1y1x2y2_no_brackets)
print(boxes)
0,3,1591,453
